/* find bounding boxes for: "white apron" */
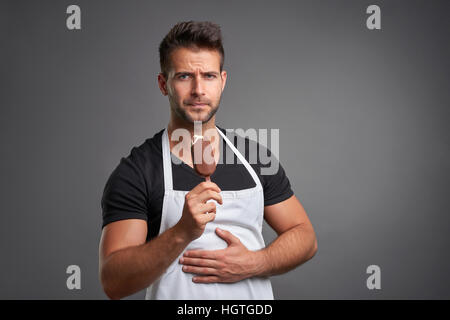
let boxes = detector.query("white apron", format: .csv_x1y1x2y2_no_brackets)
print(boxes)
145,126,273,300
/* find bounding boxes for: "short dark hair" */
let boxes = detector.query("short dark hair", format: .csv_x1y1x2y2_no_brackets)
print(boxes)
159,21,225,79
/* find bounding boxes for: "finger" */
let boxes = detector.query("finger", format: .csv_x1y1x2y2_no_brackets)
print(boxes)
190,181,221,196
196,190,223,205
199,211,216,224
192,276,221,284
182,265,218,276
180,257,221,269
215,228,240,246
184,249,218,260
195,201,216,215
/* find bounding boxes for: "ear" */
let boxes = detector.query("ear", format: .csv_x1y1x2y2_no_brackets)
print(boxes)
220,70,227,92
158,73,168,96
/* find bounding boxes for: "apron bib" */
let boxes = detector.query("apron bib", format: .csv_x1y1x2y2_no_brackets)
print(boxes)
145,126,273,300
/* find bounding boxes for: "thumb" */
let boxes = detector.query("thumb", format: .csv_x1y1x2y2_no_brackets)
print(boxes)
216,228,239,246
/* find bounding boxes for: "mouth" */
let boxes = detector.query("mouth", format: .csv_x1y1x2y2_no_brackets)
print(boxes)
187,103,209,108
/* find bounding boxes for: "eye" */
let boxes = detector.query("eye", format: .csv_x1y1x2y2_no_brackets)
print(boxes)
178,74,190,80
205,74,216,79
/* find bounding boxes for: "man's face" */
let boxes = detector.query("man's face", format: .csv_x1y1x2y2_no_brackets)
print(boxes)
158,47,227,124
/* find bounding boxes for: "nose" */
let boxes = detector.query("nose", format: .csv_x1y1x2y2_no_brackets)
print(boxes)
192,77,205,97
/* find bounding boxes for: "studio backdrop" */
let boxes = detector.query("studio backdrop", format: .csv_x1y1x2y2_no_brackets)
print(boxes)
1,0,449,299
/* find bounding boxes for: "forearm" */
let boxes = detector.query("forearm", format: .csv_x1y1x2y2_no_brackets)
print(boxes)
253,224,317,277
100,224,191,300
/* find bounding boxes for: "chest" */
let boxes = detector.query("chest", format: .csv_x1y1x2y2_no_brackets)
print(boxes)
146,160,260,241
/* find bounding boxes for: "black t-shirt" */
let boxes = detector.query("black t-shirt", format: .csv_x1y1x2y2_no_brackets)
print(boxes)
101,126,294,241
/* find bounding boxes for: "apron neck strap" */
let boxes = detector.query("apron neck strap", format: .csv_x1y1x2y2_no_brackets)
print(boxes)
216,127,262,190
162,126,263,191
162,128,173,191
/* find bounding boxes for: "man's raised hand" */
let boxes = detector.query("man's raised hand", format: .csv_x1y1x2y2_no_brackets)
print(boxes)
176,181,223,242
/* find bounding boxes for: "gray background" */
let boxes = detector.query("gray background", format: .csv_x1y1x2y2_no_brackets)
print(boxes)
1,0,449,299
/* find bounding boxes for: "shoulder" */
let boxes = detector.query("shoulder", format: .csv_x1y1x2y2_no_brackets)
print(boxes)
117,128,165,172
104,128,165,195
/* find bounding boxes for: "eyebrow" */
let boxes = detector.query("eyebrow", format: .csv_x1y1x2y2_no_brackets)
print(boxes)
174,71,220,77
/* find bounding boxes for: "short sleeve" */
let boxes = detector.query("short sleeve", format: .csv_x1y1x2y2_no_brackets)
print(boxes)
262,160,294,206
101,148,148,229
253,142,294,206
235,131,294,207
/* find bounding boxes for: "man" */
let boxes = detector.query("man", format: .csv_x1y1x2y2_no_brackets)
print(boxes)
99,21,317,300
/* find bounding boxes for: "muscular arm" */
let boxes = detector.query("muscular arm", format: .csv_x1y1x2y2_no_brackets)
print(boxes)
254,195,317,277
99,219,191,300
99,181,222,300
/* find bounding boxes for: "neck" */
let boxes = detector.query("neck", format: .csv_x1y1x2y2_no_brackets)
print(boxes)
167,113,221,166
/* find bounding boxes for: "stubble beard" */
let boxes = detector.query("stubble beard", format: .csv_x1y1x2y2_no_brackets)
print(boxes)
170,97,221,125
